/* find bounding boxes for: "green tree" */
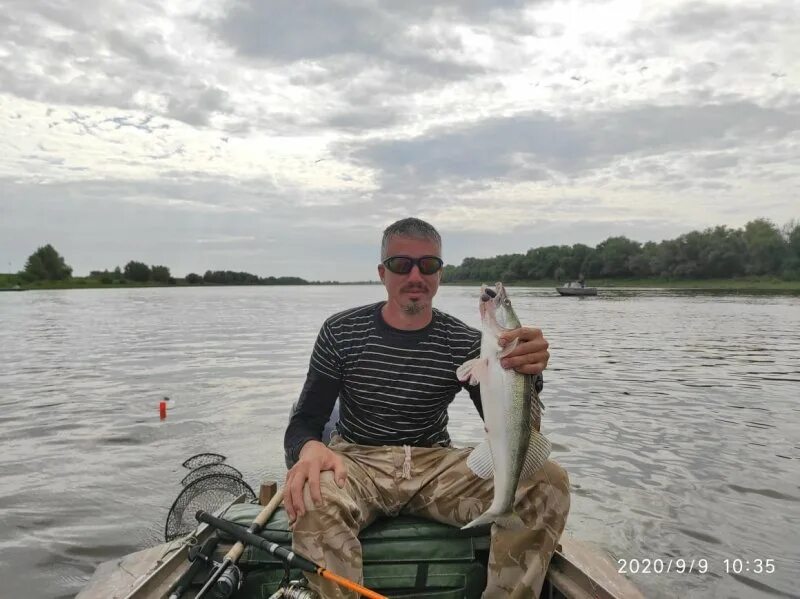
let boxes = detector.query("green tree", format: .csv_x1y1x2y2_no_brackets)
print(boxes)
743,219,785,275
499,254,525,281
784,220,800,257
524,246,562,279
782,220,800,278
151,265,171,283
558,244,593,279
262,276,309,285
203,270,260,284
427,217,799,282
21,244,72,281
649,239,680,277
185,273,203,284
89,269,116,284
124,261,151,282
596,236,641,277
627,252,652,277
700,226,745,277
460,257,480,281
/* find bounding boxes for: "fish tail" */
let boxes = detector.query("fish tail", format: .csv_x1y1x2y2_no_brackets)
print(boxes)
461,511,497,530
462,510,525,530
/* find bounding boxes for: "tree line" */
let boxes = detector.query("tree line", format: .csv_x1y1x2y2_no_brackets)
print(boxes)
14,217,800,286
443,218,800,282
187,271,308,285
16,247,309,285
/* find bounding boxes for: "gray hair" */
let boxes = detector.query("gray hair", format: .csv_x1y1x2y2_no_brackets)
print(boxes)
381,218,442,260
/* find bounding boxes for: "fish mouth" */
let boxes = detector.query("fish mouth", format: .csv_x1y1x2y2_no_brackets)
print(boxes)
480,282,505,303
479,282,510,323
479,283,499,319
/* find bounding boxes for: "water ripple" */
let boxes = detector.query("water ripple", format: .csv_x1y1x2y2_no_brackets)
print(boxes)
1,286,799,598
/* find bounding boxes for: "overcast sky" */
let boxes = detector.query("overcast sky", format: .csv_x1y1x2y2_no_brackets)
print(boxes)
1,0,798,281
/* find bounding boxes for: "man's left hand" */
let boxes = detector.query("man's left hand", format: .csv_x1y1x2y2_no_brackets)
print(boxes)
498,327,550,375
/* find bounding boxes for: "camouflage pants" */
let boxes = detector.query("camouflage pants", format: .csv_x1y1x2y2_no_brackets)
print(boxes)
292,436,571,599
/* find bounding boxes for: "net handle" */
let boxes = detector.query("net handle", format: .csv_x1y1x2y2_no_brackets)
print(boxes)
223,487,285,563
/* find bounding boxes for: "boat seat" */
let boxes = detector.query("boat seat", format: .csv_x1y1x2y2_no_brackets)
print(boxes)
222,502,491,598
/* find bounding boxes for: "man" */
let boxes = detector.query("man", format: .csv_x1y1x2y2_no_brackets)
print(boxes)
284,218,570,598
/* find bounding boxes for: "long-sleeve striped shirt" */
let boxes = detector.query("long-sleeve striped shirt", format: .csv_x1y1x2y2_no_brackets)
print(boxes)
284,302,484,462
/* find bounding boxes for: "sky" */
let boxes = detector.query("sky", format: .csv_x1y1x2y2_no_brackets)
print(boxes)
1,0,798,281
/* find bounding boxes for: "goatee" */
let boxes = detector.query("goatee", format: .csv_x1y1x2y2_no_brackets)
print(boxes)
402,301,425,315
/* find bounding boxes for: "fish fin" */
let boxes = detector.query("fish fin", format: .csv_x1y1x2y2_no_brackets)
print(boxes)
466,441,494,479
456,358,488,385
462,510,525,530
461,510,497,529
525,374,544,431
520,430,552,480
498,337,519,358
455,359,475,382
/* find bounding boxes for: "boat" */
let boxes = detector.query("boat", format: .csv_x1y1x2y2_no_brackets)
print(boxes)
556,282,597,296
77,483,643,599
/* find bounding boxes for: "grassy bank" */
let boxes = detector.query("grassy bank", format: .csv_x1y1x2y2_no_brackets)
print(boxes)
0,274,183,289
589,277,800,290
11,280,182,289
0,274,379,290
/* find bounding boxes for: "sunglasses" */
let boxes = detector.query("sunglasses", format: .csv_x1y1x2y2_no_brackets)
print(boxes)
382,255,444,275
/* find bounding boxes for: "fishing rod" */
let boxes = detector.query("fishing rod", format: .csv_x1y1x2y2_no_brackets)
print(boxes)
194,488,285,599
196,510,388,599
166,534,219,599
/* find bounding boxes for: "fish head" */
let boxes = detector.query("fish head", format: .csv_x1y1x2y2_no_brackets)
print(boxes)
479,282,518,330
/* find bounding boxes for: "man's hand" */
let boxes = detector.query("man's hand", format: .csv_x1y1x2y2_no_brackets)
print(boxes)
284,440,347,523
498,327,550,375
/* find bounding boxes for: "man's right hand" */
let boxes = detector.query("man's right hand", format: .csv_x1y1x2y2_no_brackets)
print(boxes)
284,440,348,523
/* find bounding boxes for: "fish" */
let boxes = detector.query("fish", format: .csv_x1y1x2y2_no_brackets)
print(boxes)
456,282,551,529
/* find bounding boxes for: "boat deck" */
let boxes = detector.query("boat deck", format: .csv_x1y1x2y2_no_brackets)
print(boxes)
77,534,643,599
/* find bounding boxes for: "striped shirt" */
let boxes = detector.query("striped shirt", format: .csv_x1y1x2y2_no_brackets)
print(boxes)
284,302,483,461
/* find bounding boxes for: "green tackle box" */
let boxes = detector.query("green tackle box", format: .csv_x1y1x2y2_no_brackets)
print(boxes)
218,502,491,599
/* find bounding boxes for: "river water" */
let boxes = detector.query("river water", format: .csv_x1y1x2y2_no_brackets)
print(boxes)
1,285,798,598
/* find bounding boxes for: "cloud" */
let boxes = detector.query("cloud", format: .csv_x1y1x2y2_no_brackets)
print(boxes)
212,0,527,68
203,0,574,136
0,174,389,278
165,84,231,127
1,0,798,279
105,28,178,73
0,0,232,127
656,1,795,42
196,235,257,244
347,101,800,185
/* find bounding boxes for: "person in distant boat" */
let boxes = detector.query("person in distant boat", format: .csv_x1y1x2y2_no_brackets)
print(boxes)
578,274,585,288
283,218,570,598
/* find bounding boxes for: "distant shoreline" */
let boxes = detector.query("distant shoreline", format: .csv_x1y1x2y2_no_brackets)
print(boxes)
2,276,798,291
0,279,381,290
445,278,800,291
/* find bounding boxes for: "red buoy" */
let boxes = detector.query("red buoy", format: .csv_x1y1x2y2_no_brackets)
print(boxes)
159,400,167,419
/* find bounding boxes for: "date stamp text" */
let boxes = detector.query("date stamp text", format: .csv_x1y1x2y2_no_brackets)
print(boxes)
617,558,776,575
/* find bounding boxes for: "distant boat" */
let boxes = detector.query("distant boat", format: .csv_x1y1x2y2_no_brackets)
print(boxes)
556,281,597,296
0,285,26,292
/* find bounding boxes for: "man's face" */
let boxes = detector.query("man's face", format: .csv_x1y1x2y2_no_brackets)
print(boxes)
378,235,442,315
